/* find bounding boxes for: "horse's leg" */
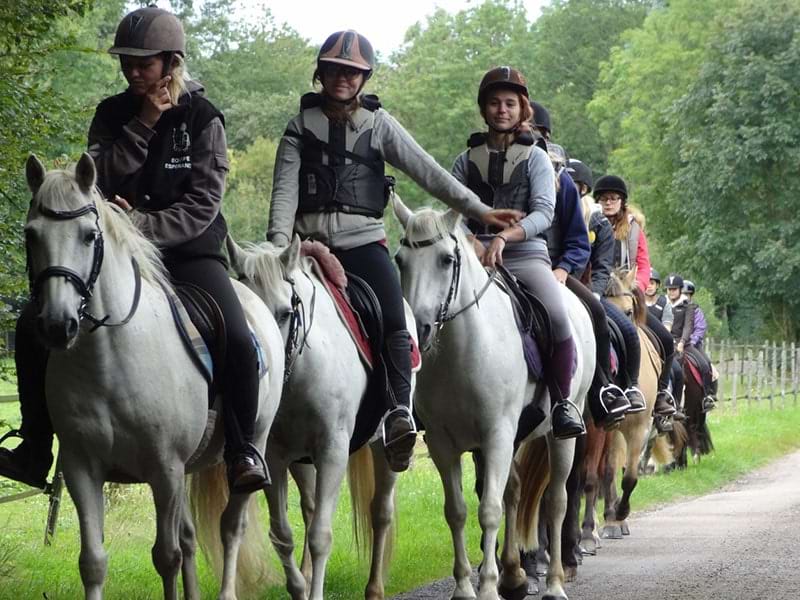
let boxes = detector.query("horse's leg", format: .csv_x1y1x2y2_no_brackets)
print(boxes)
217,488,253,600
534,501,550,577
599,434,622,539
289,461,317,589
616,421,647,529
150,470,186,600
64,462,107,600
475,439,514,600
429,443,475,600
179,494,200,600
307,447,349,600
562,433,585,582
498,459,529,600
365,440,399,600
541,436,574,600
580,421,604,554
265,465,307,600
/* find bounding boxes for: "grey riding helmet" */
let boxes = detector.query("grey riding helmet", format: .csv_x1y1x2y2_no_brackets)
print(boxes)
109,6,186,57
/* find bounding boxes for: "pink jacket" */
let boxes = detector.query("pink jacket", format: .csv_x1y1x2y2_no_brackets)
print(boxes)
635,228,651,291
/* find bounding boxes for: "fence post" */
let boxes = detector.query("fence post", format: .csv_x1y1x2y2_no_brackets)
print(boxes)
770,342,777,410
793,341,798,407
781,341,787,409
746,346,753,407
757,348,764,404
719,340,726,405
732,351,739,412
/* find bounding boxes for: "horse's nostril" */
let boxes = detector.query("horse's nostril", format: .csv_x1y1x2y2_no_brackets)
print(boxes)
65,317,79,339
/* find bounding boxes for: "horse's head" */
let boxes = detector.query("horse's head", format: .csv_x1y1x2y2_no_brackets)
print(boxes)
605,269,647,326
25,153,104,349
392,194,474,352
227,234,303,341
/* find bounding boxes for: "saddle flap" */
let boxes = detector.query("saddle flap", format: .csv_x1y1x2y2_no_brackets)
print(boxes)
174,281,227,386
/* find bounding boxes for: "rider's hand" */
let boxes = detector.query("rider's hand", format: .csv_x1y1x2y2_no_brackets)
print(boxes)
139,76,173,128
677,340,685,354
111,195,133,212
469,236,486,260
482,235,506,269
481,209,524,231
553,267,569,284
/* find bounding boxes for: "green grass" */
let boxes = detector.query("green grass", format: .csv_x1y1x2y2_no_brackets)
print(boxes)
1,402,799,599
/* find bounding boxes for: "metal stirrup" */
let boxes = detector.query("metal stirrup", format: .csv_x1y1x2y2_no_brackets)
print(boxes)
599,383,629,415
381,405,418,443
550,397,586,431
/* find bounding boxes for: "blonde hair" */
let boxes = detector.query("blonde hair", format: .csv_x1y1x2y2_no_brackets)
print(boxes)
612,204,646,241
167,53,189,103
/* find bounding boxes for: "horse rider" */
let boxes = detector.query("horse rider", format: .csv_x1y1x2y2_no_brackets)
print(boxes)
1,6,271,494
594,174,680,424
451,67,585,439
682,279,717,411
645,268,673,329
266,32,521,471
664,273,694,411
537,144,631,430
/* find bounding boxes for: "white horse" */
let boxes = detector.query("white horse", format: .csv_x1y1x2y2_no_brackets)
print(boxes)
23,153,284,600
227,235,418,600
393,198,595,600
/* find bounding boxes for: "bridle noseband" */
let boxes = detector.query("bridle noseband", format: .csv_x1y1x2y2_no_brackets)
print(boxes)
400,232,496,330
28,199,141,332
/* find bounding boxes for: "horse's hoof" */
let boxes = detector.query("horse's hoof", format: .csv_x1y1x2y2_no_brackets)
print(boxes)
564,565,578,582
498,580,530,600
601,524,623,539
542,592,568,600
579,543,596,556
621,521,631,536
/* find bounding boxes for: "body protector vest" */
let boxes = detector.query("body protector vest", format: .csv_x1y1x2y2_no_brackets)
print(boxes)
292,93,387,218
464,132,537,235
647,294,667,320
613,215,641,272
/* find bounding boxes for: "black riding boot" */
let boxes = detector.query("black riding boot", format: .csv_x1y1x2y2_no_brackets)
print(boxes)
550,338,585,440
0,305,54,488
382,330,417,472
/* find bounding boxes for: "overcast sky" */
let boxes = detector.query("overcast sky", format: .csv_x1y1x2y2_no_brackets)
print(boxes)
235,0,549,56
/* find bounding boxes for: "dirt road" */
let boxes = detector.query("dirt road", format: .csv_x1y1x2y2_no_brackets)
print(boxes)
392,450,800,599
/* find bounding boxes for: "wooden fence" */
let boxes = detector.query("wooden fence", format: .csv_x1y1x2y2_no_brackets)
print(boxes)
705,338,800,410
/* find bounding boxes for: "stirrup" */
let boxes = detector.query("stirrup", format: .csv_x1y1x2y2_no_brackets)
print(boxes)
230,442,271,494
599,384,629,416
381,405,418,441
702,395,716,413
0,429,23,447
658,388,677,407
550,397,586,439
624,386,648,414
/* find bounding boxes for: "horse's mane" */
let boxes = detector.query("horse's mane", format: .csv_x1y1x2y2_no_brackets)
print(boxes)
234,241,288,291
403,208,471,251
33,169,168,288
606,270,647,326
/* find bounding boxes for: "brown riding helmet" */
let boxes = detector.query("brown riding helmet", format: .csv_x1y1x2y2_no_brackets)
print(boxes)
477,66,529,106
109,6,186,57
318,30,375,78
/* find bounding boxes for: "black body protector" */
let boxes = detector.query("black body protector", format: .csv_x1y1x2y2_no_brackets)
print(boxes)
648,294,668,321
292,92,388,218
464,131,538,234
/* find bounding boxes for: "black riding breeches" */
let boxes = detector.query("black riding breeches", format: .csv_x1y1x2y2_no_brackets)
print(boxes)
15,302,52,444
646,311,675,392
671,356,685,406
334,242,411,411
165,256,259,459
601,297,641,389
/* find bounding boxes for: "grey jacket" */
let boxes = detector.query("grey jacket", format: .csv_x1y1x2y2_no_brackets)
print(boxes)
452,143,555,258
267,107,490,250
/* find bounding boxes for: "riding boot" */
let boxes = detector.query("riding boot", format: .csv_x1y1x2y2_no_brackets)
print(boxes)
623,385,648,414
703,379,718,413
549,338,585,440
0,305,54,489
382,330,417,472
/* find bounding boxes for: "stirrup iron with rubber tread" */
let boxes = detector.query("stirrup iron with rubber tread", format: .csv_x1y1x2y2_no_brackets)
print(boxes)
654,389,677,416
382,406,417,472
624,386,648,414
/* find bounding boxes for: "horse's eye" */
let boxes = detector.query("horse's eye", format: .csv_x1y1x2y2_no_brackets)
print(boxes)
84,230,99,245
441,254,455,267
278,309,292,325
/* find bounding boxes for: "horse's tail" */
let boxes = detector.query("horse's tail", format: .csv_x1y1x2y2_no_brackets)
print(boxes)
189,463,275,595
347,444,394,565
651,434,673,466
698,415,715,455
515,436,550,549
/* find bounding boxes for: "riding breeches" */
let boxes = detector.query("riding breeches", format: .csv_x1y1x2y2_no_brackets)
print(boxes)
334,242,411,412
684,345,714,394
14,302,52,445
601,298,641,389
164,255,259,459
646,311,675,392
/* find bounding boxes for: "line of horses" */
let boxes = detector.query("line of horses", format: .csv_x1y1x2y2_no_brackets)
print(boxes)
20,154,712,600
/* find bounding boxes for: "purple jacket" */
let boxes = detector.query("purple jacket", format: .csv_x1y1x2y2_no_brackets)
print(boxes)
690,304,707,347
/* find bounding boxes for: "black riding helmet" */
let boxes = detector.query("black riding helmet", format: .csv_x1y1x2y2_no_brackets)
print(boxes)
664,274,683,290
593,174,628,202
682,280,696,295
650,268,661,284
530,101,551,138
567,159,593,192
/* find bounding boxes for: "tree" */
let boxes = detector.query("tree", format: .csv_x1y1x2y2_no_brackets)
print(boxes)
666,0,800,339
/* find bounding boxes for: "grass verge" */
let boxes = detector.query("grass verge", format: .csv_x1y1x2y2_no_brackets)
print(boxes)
0,403,799,599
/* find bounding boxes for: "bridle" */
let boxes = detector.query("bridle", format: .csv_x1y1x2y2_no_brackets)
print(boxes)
281,270,316,384
400,232,496,330
28,199,141,332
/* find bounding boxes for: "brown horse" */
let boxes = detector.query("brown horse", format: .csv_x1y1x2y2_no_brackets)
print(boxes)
680,362,714,463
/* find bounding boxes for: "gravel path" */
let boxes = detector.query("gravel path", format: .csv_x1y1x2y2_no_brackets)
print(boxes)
392,449,800,599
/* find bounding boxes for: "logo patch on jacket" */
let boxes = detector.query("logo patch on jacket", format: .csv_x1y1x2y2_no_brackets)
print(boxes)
166,123,191,169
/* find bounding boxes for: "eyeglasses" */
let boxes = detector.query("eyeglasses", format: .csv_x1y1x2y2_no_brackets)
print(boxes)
597,195,623,204
323,64,364,81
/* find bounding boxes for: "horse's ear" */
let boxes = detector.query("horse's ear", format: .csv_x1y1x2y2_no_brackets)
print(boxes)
75,152,97,194
442,209,462,233
25,154,46,196
225,235,247,277
391,190,413,230
624,269,637,288
280,234,302,273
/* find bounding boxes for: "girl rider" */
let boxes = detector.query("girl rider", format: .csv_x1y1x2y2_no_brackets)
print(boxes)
594,175,678,422
0,6,269,494
451,67,584,440
267,31,521,471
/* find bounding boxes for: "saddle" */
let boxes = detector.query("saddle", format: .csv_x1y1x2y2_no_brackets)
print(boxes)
606,316,627,383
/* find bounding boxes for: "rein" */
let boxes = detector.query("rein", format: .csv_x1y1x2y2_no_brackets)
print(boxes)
282,269,316,384
29,200,142,332
400,232,496,329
